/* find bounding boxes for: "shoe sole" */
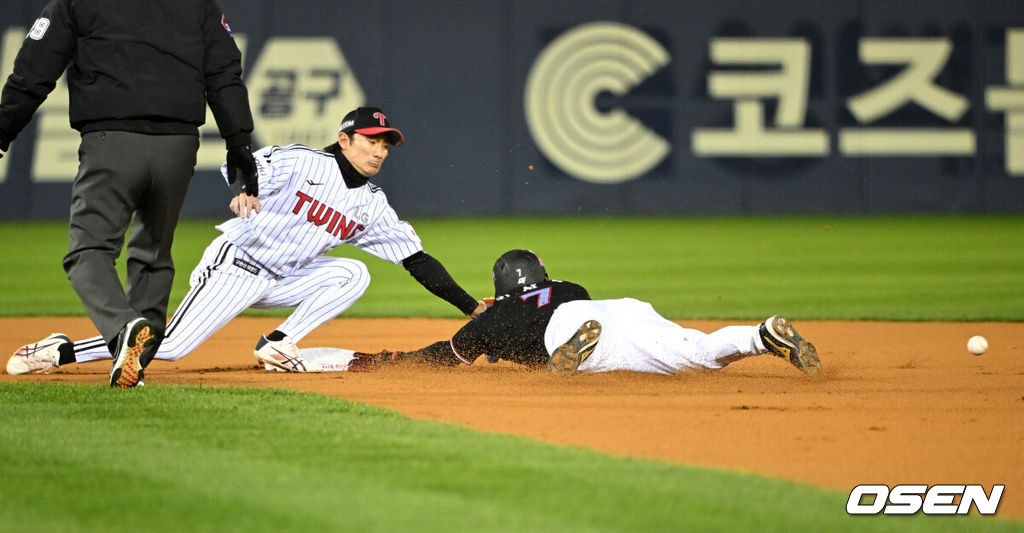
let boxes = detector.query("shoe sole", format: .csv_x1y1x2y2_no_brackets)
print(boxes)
110,322,156,388
764,316,821,375
548,320,602,376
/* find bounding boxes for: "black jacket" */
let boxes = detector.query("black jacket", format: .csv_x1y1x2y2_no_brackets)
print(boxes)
0,0,252,148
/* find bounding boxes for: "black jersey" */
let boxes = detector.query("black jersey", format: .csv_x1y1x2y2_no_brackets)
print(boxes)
449,280,591,366
0,0,252,145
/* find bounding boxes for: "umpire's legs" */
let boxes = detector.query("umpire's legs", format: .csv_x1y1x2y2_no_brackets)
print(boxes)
63,131,197,348
125,134,198,339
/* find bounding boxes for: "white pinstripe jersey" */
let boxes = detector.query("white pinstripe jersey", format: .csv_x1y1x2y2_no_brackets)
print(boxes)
216,144,423,277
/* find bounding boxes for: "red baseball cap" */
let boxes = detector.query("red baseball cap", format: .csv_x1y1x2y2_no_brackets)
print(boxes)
338,107,404,146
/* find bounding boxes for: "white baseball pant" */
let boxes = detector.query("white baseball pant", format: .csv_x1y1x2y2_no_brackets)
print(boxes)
543,298,767,375
73,234,369,363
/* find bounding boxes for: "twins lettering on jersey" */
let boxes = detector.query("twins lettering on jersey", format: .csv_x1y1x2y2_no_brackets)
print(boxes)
293,191,365,240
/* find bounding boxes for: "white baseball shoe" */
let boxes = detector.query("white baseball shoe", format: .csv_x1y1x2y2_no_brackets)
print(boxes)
7,333,70,375
253,335,321,372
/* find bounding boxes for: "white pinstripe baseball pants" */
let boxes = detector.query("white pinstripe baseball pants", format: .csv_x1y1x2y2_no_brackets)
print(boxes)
73,234,369,363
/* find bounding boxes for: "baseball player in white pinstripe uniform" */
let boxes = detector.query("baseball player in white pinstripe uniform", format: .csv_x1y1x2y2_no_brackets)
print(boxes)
8,107,487,379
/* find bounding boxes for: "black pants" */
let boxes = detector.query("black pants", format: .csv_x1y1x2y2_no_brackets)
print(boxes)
63,131,200,349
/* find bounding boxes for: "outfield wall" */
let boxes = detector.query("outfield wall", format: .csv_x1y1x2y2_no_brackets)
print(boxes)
1,0,1023,218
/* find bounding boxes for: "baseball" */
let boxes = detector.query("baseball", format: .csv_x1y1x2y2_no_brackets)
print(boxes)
967,335,988,355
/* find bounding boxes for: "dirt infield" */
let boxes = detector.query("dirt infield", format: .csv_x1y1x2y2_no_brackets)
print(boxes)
3,317,1022,517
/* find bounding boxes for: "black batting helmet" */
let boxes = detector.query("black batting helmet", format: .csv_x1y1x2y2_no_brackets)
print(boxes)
492,249,548,296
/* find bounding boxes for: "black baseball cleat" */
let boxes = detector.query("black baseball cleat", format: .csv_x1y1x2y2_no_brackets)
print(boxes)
759,316,821,375
110,318,159,388
548,320,602,376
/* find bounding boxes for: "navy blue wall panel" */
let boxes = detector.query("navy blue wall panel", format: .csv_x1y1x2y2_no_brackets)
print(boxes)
1,0,1021,218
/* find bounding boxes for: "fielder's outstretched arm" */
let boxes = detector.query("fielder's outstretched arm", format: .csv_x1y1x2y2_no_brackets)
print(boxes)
401,251,485,317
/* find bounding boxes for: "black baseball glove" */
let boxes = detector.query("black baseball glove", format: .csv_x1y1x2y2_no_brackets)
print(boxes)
0,138,9,160
225,145,258,197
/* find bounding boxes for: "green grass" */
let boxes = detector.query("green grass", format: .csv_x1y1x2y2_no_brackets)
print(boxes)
1,215,1022,320
0,382,1018,533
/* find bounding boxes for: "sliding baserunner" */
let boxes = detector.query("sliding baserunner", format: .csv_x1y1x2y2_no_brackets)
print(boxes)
331,249,822,376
